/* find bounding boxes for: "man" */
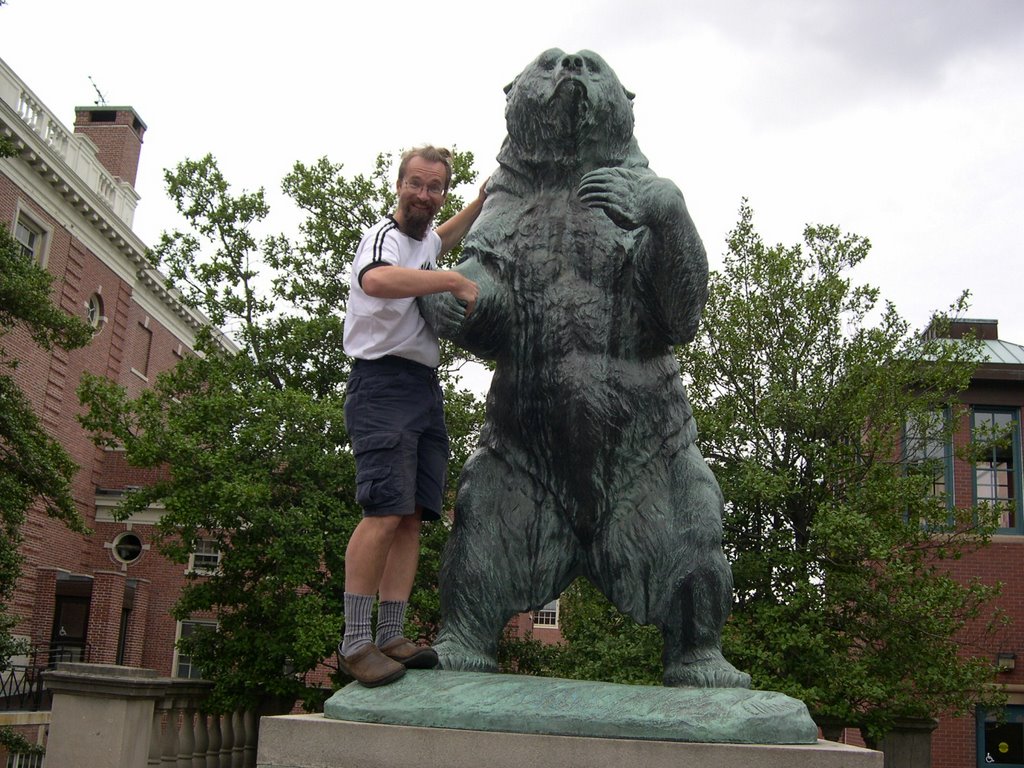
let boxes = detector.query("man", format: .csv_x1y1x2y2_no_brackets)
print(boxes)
340,146,484,687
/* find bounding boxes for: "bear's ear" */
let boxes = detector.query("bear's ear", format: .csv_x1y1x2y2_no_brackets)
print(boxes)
503,76,519,96
623,87,636,102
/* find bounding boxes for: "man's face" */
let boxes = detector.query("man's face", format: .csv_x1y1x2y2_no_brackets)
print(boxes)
396,157,448,239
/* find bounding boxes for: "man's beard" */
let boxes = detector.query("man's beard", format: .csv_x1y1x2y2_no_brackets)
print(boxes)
400,201,434,239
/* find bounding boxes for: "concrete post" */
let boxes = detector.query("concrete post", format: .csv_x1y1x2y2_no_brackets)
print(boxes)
42,663,167,768
874,719,940,768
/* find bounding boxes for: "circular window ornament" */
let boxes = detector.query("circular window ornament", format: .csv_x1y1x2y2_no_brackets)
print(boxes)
86,294,105,330
112,532,144,565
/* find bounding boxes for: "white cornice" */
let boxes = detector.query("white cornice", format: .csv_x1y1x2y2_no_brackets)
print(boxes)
95,493,165,526
0,65,237,354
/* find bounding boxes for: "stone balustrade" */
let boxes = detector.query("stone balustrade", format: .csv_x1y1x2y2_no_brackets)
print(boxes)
42,663,263,768
0,55,139,227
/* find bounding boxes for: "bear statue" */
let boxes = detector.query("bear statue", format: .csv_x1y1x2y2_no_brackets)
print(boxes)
420,48,750,688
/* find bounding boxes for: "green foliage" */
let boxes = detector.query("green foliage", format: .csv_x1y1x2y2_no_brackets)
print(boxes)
497,629,562,676
78,350,355,711
78,149,485,711
0,728,43,760
0,213,90,749
548,579,663,685
675,200,1004,741
0,235,94,362
492,578,663,685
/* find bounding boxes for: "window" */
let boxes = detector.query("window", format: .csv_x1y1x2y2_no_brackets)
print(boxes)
115,581,136,665
904,410,953,501
532,599,559,628
978,705,1024,767
111,532,145,565
130,321,153,379
174,620,216,679
972,408,1022,534
13,211,48,265
188,539,221,574
86,293,105,331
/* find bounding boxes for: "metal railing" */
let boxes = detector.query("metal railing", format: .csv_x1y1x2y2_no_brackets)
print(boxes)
0,645,90,712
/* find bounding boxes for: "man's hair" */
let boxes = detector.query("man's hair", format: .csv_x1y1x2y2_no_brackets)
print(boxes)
398,145,453,191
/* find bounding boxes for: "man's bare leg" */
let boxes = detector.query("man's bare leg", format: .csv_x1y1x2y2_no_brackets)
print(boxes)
338,514,411,685
342,515,401,659
374,509,437,666
341,510,424,652
378,510,422,601
344,515,403,596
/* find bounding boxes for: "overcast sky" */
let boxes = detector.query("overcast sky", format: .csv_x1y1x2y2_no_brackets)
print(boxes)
3,0,1024,347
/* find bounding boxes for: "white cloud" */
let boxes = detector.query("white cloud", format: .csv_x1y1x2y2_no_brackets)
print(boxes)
2,0,1022,344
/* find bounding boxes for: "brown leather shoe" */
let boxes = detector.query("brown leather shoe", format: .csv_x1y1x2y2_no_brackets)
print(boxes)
378,637,439,669
339,643,406,687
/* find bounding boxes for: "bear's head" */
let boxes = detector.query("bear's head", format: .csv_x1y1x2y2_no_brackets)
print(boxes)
494,49,648,190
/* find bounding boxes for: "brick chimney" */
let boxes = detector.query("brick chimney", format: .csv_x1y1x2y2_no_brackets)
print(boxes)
73,106,147,187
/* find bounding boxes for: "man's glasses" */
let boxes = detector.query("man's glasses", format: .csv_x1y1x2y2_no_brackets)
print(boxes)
403,179,446,197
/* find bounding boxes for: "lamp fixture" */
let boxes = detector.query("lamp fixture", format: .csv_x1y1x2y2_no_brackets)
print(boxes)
996,652,1016,672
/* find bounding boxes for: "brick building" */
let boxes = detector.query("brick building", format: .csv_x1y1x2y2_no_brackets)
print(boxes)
817,318,1024,766
920,318,1024,768
1,52,235,735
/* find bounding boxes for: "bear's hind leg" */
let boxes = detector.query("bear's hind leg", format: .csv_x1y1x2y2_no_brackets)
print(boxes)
659,560,751,689
661,445,751,688
435,449,577,672
624,442,750,689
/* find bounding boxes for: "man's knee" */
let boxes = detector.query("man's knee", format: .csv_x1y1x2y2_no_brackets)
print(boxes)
396,509,424,536
353,513,405,542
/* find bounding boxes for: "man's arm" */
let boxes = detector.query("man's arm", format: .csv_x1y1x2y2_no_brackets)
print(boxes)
435,179,488,256
362,266,479,314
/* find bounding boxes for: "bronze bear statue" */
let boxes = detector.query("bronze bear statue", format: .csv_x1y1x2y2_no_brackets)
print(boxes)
421,48,750,688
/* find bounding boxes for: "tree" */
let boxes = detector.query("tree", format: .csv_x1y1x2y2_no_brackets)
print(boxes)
78,150,485,711
1,136,92,754
548,579,662,684
675,200,1004,742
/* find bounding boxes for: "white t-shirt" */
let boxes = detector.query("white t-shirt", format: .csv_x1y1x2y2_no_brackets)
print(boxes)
343,216,442,367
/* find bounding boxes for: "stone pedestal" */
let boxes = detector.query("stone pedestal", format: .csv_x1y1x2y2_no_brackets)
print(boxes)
42,663,166,768
256,714,883,768
323,670,819,744
261,672,880,767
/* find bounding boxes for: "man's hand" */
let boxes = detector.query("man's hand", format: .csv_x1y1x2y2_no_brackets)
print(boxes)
436,176,490,256
450,272,479,316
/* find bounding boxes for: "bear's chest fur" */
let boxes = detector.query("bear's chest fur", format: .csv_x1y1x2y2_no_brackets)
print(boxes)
471,190,694,491
475,190,655,360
